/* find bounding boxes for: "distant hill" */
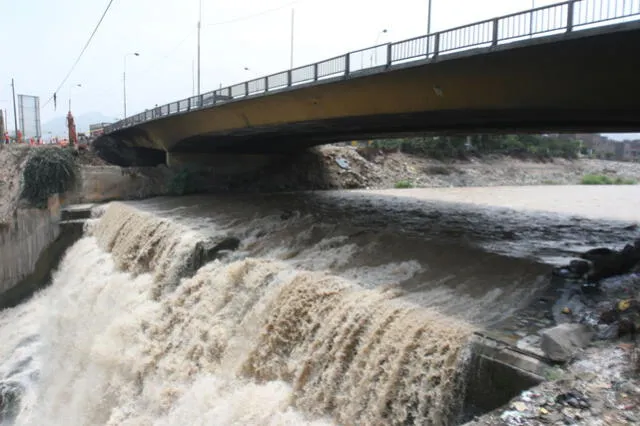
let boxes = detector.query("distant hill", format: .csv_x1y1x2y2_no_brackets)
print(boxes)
42,112,118,137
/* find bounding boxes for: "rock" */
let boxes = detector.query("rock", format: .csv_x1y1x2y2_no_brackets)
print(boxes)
581,282,600,295
556,391,590,409
617,318,636,338
540,323,595,362
552,267,572,278
582,247,617,260
581,245,640,282
186,237,242,276
599,307,618,324
569,259,592,276
596,323,619,340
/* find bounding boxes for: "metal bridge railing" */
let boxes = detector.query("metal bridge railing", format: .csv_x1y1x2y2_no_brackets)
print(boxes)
105,0,640,134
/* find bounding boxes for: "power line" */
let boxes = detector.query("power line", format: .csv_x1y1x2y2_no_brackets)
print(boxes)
42,0,117,109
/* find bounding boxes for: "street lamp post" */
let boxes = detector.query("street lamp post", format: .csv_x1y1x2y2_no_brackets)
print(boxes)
427,0,433,34
68,84,82,112
371,29,388,66
123,52,140,118
197,0,202,96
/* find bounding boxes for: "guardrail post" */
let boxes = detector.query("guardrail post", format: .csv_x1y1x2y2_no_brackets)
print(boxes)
386,43,392,67
313,63,318,81
345,54,350,76
188,98,191,110
198,95,203,108
244,82,249,96
264,77,268,92
287,70,292,86
433,33,440,57
566,0,574,32
492,18,499,46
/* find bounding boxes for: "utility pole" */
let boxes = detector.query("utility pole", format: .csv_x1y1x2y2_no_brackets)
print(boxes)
290,8,295,69
123,68,127,118
427,0,433,34
197,0,202,96
123,52,140,118
11,79,18,140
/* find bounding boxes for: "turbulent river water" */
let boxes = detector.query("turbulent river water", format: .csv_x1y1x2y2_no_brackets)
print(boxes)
0,186,638,425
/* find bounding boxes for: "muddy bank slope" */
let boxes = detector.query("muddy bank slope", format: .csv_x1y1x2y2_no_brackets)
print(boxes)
318,146,640,189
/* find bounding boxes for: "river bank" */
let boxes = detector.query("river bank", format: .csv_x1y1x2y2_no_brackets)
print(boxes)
3,144,640,225
318,145,640,189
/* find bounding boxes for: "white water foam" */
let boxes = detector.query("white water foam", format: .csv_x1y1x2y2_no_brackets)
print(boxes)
2,202,486,425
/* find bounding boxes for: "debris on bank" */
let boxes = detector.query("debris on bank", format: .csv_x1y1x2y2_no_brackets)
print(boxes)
467,239,640,425
313,145,640,191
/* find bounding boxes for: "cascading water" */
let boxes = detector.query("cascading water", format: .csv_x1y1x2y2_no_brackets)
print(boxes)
1,195,558,425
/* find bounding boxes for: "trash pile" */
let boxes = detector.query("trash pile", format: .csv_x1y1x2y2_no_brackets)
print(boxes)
468,344,640,425
468,239,640,425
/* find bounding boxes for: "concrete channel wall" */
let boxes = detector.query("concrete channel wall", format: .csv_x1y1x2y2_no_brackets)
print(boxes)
0,165,174,309
0,196,61,307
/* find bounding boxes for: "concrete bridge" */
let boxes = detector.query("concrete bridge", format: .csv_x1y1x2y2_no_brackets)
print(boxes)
95,0,640,166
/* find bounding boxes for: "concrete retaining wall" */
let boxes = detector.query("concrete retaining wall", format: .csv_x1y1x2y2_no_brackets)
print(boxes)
0,196,61,306
70,166,173,203
0,165,177,309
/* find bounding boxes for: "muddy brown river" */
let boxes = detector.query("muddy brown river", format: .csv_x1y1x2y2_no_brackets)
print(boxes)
0,185,638,425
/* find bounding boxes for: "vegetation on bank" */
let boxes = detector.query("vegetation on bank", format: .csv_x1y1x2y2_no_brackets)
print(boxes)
394,180,414,189
21,147,78,206
580,174,637,185
368,134,582,160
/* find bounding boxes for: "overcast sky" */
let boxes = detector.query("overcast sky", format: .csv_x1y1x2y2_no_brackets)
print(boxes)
0,0,636,140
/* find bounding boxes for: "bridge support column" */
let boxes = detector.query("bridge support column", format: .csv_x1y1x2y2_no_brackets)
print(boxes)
166,151,281,175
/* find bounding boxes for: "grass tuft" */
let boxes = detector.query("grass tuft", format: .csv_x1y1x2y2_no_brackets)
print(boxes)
394,180,414,189
581,174,637,185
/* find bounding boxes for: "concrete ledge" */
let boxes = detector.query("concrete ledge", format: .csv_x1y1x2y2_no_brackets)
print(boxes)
462,334,549,420
61,204,96,221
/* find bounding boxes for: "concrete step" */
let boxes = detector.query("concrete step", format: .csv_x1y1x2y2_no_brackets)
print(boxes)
61,204,95,221
463,332,551,419
59,219,87,234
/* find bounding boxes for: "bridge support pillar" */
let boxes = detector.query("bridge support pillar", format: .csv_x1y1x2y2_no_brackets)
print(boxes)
165,151,281,175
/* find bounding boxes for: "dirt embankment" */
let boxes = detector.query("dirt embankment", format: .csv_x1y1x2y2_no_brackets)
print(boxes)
0,145,107,225
317,145,640,189
0,146,32,225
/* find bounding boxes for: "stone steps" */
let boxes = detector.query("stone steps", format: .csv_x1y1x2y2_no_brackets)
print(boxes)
60,204,95,221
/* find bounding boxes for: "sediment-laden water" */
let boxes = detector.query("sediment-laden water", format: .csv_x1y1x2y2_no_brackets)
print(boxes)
1,188,637,425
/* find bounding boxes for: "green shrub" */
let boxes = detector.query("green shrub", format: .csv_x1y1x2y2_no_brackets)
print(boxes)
394,180,413,189
581,174,637,185
581,174,612,185
613,177,637,185
21,147,78,206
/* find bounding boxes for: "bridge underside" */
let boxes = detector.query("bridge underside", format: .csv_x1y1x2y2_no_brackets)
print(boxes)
95,23,640,166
